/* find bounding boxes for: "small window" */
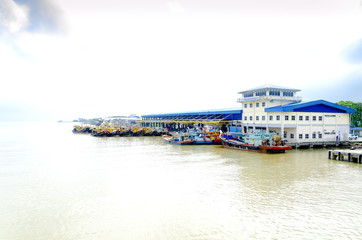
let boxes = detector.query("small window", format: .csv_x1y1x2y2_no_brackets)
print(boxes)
250,116,253,121
269,116,273,121
256,103,259,107
250,103,253,108
312,116,316,121
319,133,322,138
312,133,316,139
290,133,294,139
305,134,309,139
319,116,322,121
299,134,303,139
306,116,309,121
299,116,303,121
256,116,259,121
291,116,295,121
276,115,280,121
285,115,289,121
262,102,265,107
244,104,247,108
244,116,247,121
262,116,265,121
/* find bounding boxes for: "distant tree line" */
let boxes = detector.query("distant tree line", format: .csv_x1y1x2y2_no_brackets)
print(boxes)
336,101,362,127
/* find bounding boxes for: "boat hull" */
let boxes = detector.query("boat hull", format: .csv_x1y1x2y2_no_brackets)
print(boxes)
221,138,291,154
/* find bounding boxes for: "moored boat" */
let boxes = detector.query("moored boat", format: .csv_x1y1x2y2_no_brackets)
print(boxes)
162,133,194,145
72,125,92,133
220,131,291,153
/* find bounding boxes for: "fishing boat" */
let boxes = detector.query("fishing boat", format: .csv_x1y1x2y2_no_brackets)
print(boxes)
220,131,292,153
131,126,142,136
188,130,213,145
141,127,155,136
72,125,92,133
162,132,194,145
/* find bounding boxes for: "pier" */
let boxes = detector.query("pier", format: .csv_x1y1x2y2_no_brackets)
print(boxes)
328,149,362,163
288,141,351,149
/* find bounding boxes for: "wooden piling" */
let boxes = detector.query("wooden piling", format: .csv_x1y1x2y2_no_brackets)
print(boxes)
328,149,362,164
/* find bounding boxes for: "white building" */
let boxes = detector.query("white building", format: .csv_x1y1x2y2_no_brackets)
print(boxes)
238,85,355,144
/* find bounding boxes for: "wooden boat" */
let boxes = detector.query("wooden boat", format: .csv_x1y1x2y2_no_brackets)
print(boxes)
220,131,292,153
72,125,92,133
188,131,213,145
162,133,194,145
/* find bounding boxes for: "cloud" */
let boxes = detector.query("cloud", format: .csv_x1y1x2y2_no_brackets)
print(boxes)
167,0,185,14
302,68,362,102
0,0,63,34
343,39,362,64
0,0,29,33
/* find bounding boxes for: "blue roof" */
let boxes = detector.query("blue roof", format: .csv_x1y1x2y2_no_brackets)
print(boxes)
141,108,243,121
351,127,362,130
142,108,242,117
265,100,355,113
238,84,300,94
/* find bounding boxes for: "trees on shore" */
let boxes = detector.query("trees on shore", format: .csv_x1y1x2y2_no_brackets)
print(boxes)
336,101,362,127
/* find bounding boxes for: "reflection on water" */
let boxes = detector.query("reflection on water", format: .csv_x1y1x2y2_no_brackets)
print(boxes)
1,122,362,239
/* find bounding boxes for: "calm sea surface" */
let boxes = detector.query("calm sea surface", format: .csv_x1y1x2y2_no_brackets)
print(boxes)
1,122,362,240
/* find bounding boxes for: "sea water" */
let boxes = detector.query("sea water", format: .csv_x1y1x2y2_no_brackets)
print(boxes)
1,122,362,240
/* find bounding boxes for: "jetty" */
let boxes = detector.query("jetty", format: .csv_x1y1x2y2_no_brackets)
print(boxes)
328,149,362,163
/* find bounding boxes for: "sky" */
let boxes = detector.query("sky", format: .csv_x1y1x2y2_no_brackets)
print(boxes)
0,0,362,121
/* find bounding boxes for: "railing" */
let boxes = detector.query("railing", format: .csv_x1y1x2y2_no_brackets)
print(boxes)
237,96,302,103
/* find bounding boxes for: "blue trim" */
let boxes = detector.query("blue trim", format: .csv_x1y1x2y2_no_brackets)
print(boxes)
265,100,355,113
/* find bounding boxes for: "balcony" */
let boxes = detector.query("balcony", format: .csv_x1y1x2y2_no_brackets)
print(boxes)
237,95,302,103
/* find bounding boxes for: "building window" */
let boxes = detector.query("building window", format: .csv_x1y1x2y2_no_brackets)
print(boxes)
270,116,273,121
299,116,303,121
313,116,316,121
262,116,265,121
262,102,265,107
256,91,266,96
244,93,253,98
319,116,322,121
312,133,316,139
306,116,309,121
319,133,323,138
299,134,303,139
305,134,309,139
285,115,289,121
270,90,280,96
291,116,295,121
250,103,253,108
256,103,259,107
276,115,280,121
244,104,247,108
290,133,294,139
250,116,252,121
256,116,259,121
283,92,294,97
244,116,247,121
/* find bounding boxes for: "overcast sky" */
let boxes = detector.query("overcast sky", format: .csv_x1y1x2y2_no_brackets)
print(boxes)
1,0,362,121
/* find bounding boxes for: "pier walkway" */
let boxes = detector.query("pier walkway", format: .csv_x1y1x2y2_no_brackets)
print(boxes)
328,149,362,163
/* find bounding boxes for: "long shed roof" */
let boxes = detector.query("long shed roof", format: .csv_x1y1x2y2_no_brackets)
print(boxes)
141,108,243,121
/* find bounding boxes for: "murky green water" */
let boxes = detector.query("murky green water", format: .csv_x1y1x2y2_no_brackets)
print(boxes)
1,122,362,239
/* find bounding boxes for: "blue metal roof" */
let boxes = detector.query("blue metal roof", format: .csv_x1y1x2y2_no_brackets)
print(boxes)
265,100,355,113
142,108,242,117
141,108,243,121
351,127,362,130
